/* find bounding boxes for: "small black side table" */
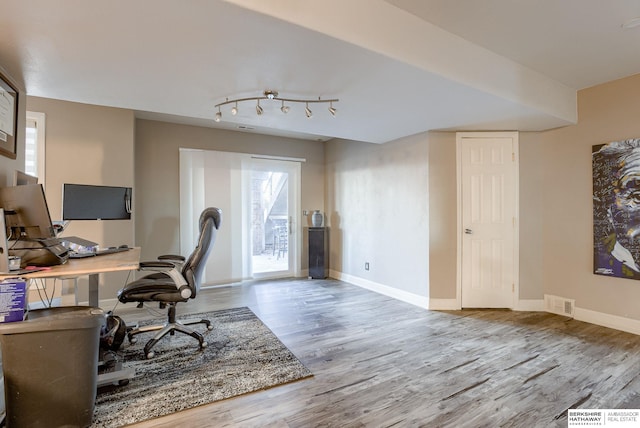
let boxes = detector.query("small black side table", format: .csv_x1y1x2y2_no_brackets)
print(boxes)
308,227,328,279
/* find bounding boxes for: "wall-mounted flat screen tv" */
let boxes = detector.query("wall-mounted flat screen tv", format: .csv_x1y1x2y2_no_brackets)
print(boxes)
62,184,132,220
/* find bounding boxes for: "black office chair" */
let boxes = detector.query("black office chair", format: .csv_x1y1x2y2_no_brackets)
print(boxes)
117,207,222,358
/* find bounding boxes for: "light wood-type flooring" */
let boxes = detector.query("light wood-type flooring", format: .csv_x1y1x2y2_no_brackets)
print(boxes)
112,278,640,428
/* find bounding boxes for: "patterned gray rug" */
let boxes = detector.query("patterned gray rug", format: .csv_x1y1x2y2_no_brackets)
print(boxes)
91,307,312,427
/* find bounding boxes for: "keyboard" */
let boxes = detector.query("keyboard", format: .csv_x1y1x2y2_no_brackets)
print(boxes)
69,247,130,259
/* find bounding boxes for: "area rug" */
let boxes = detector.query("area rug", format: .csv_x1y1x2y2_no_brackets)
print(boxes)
91,307,312,427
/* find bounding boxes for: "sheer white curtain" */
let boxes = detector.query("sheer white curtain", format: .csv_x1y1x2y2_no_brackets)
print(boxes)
179,149,249,285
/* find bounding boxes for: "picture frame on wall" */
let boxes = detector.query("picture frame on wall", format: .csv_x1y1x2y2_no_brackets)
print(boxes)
0,71,18,159
593,139,640,280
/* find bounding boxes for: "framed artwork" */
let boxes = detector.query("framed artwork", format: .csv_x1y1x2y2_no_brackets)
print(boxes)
593,139,640,279
0,71,18,159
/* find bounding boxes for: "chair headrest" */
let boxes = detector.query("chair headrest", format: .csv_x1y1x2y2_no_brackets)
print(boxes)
200,207,222,230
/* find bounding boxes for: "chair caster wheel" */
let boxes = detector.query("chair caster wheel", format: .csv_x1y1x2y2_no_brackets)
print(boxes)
129,337,137,344
118,379,130,386
201,341,208,349
207,325,213,331
145,351,155,359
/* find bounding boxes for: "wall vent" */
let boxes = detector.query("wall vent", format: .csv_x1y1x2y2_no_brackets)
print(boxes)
544,294,575,317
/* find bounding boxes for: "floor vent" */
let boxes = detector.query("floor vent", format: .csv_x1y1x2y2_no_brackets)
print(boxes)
544,294,575,317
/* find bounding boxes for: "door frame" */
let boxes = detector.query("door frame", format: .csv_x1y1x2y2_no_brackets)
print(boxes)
455,131,520,309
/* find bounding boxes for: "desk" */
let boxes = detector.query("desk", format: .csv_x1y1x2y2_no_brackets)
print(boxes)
0,248,141,387
0,247,140,307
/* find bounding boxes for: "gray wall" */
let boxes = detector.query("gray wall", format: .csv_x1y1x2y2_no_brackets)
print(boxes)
325,133,429,299
427,131,457,299
134,119,326,274
26,96,135,301
539,73,640,320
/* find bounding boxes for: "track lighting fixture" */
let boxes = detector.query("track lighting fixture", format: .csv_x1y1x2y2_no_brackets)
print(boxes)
214,90,338,121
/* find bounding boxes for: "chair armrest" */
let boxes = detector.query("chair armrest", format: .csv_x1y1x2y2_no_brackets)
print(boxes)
157,254,186,262
139,261,175,270
138,261,190,297
157,254,185,270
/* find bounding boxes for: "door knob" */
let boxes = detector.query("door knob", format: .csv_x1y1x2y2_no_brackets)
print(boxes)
465,228,473,234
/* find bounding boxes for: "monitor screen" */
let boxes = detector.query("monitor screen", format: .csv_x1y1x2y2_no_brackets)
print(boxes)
62,184,132,220
14,170,38,186
0,184,56,239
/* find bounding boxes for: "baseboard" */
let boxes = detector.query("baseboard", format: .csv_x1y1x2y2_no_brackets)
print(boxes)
573,306,640,336
329,270,429,309
427,298,544,311
428,298,460,310
513,299,544,311
326,272,544,313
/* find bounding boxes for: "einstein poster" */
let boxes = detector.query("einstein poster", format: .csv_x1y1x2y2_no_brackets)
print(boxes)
593,139,640,279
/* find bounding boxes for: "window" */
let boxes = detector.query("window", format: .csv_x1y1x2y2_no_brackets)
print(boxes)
25,111,46,186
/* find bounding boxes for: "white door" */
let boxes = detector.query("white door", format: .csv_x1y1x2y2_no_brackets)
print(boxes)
244,158,301,279
458,132,518,308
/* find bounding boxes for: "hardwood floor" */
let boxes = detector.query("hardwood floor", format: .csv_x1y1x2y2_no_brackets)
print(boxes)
113,278,640,427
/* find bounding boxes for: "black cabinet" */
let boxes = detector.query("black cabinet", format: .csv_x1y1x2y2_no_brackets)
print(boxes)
308,227,328,279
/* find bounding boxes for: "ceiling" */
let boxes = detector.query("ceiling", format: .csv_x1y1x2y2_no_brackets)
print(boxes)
1,0,640,144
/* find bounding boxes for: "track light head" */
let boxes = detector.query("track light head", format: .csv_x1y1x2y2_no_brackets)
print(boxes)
231,102,238,115
214,108,222,122
281,100,290,114
328,102,337,117
256,100,263,115
305,103,312,118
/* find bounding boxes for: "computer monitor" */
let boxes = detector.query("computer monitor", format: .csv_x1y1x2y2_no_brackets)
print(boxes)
62,183,132,220
13,170,38,186
0,184,56,240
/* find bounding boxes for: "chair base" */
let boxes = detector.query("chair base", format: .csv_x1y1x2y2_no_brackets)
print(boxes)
126,304,212,358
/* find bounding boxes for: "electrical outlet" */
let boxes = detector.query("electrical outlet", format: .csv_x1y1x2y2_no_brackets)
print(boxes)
365,262,370,271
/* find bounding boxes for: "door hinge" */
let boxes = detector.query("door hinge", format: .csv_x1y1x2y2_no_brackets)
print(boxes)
512,152,515,162
512,283,515,292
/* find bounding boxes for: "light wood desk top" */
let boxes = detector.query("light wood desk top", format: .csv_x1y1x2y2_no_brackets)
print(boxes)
0,247,140,308
0,247,141,280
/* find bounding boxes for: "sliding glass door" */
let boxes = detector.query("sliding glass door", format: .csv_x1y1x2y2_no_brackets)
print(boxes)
244,158,300,279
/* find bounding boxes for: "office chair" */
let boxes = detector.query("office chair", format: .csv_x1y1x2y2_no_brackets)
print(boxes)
117,207,222,358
